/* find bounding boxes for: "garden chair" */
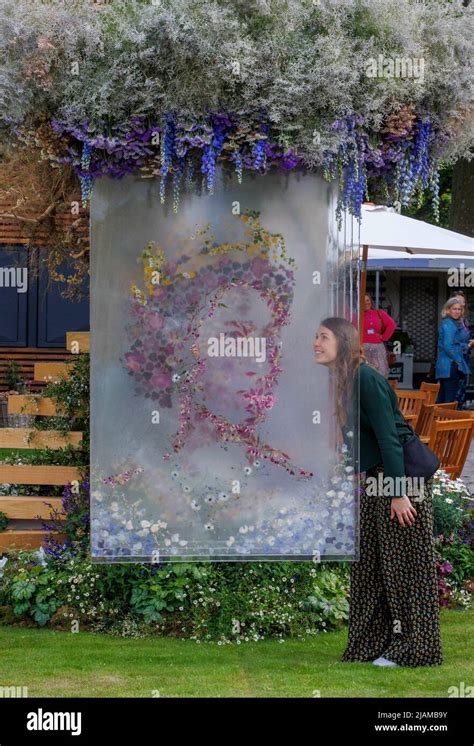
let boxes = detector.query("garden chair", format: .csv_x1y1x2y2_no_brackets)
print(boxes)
415,401,458,442
427,417,474,480
396,389,430,428
420,381,441,405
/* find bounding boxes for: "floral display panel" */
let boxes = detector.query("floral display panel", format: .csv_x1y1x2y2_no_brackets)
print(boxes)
90,169,359,561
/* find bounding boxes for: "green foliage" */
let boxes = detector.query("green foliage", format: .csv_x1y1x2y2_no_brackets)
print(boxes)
35,353,90,455
404,163,453,227
431,471,472,538
0,552,350,640
0,512,8,532
9,564,60,626
0,446,86,469
5,361,22,391
0,355,89,499
437,538,474,588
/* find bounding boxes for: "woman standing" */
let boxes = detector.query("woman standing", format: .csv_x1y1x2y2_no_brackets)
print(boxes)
435,298,472,406
362,294,397,378
314,317,442,667
448,292,472,408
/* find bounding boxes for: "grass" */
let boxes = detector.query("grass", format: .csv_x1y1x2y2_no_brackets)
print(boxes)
0,607,471,697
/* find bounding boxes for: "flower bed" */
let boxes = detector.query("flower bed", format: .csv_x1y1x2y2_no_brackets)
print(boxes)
0,468,471,639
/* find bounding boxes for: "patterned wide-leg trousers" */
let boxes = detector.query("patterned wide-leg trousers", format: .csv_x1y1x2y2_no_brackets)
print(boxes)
341,464,443,667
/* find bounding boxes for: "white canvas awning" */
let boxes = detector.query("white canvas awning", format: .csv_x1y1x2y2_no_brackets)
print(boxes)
341,204,474,256
339,205,474,339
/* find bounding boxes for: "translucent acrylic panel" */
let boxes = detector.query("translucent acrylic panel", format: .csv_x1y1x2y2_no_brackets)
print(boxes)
90,168,359,561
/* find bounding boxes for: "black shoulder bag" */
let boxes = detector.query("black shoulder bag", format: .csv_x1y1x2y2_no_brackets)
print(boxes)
401,421,440,480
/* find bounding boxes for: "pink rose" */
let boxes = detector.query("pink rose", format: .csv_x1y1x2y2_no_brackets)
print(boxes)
147,311,165,331
250,257,269,278
124,351,145,373
151,369,173,389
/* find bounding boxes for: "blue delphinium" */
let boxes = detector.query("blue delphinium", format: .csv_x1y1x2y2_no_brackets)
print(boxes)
160,114,176,204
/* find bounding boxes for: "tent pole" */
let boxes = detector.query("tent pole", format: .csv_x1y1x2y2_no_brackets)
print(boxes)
360,244,369,344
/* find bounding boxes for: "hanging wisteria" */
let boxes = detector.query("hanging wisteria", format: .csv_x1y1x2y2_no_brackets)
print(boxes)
43,63,442,224
49,108,442,221
322,109,442,223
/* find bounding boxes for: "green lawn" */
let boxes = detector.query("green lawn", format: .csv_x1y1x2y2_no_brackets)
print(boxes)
0,607,471,697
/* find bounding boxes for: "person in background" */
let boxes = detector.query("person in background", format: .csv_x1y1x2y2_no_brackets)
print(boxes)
435,298,473,406
362,294,397,378
314,317,442,668
448,291,472,408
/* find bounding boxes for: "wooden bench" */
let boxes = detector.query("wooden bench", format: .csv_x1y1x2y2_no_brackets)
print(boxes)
0,332,88,550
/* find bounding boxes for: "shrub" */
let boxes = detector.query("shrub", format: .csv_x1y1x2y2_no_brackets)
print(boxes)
0,550,350,640
431,471,472,538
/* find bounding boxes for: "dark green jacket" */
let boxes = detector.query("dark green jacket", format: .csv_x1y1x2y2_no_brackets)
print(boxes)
348,362,413,497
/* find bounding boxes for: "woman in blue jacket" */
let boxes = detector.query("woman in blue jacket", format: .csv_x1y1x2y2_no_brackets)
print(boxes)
449,291,472,408
435,298,472,405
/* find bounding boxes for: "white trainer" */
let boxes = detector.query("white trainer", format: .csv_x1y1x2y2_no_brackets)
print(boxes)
373,656,398,667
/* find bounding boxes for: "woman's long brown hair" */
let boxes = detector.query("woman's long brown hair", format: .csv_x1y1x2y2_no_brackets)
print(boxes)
320,317,364,431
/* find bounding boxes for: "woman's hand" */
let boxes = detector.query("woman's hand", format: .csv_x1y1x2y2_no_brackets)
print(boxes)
390,496,417,527
469,339,474,348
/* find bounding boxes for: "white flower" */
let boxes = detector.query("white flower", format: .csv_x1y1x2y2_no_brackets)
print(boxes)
239,525,249,534
182,484,191,493
140,520,151,529
190,500,201,511
205,494,215,504
0,556,8,577
172,373,180,383
445,498,453,504
204,523,214,531
35,546,48,568
125,521,133,530
244,466,252,476
110,502,119,512
218,492,229,502
150,523,160,533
